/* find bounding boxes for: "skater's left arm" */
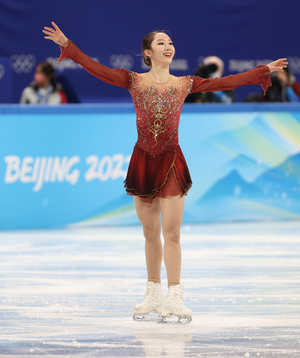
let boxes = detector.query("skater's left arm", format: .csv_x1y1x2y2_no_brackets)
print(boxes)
57,41,131,89
43,22,130,89
191,58,288,95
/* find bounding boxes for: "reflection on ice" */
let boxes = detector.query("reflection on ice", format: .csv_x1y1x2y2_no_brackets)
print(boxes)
133,327,192,357
0,222,300,357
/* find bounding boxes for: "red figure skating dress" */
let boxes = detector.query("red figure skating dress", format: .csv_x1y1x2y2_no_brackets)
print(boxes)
58,41,271,203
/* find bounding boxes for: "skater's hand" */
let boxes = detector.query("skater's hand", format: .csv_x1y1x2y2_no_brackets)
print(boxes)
267,58,288,73
43,22,69,47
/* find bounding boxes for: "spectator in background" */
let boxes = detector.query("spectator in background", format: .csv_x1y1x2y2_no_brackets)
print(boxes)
246,65,300,102
20,62,67,104
185,56,234,103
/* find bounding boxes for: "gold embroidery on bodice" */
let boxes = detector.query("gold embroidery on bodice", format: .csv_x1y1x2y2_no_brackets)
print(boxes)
129,73,193,154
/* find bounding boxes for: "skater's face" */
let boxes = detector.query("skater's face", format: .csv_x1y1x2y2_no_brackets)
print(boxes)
144,32,175,66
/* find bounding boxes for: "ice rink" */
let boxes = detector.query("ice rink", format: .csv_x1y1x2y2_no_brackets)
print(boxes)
0,222,299,357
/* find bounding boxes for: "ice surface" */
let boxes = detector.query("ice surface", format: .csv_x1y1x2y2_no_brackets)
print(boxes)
0,222,300,357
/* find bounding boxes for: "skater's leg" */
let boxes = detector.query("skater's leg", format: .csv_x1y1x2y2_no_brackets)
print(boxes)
133,196,162,282
159,195,185,285
157,196,192,322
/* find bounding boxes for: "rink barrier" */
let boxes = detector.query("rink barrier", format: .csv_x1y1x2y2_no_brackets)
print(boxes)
1,103,300,229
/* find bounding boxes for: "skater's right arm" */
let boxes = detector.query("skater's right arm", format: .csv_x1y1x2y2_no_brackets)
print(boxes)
43,22,131,89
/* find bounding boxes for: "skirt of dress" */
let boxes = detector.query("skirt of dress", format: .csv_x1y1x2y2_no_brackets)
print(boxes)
124,144,192,203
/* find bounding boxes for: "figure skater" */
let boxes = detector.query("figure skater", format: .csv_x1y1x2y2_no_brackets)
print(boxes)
43,22,287,324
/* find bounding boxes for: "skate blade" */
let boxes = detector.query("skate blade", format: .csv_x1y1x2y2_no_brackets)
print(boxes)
158,315,192,325
133,313,162,322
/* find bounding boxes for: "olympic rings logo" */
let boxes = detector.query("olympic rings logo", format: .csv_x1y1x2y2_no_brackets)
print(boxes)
10,54,36,74
0,64,5,80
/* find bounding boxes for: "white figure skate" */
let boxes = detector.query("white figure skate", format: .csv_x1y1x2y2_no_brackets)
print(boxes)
157,284,192,324
133,281,164,322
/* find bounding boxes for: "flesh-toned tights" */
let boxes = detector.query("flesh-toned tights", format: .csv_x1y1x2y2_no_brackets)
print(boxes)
133,194,185,286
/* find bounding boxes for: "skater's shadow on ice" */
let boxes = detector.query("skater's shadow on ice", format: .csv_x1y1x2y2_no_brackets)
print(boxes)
133,328,192,357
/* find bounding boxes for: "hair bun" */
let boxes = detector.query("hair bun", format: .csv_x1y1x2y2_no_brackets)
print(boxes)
144,56,151,67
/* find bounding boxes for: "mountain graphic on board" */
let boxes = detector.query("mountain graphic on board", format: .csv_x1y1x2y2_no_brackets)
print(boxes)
196,152,300,220
253,152,300,213
198,170,261,203
255,152,300,189
190,113,300,200
222,153,269,182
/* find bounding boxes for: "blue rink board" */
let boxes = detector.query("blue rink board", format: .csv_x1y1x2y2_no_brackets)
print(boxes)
1,103,300,230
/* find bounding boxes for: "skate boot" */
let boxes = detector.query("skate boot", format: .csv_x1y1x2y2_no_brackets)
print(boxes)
158,284,192,324
133,281,164,321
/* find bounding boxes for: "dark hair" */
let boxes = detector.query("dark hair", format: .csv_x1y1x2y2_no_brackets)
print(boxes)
141,30,171,67
36,62,56,88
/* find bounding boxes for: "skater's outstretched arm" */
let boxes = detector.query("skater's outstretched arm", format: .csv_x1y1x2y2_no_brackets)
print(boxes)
191,58,288,95
42,22,131,89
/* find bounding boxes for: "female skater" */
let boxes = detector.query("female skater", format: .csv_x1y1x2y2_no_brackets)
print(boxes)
43,22,287,324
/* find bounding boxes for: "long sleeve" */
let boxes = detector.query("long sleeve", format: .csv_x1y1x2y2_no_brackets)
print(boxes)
57,40,131,89
292,81,300,99
191,65,271,95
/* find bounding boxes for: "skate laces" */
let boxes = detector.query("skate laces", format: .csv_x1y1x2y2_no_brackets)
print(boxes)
140,287,159,305
169,286,184,304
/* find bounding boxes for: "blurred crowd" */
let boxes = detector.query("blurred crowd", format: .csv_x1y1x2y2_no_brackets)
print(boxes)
19,58,300,105
245,65,300,102
186,56,299,104
20,62,67,104
185,56,235,104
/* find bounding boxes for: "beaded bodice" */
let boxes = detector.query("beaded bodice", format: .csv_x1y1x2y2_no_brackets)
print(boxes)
129,73,193,156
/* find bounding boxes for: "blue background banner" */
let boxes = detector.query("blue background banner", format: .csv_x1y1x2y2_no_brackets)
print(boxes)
1,104,300,230
0,0,300,103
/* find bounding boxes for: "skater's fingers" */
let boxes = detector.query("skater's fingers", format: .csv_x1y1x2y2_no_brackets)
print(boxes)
44,26,55,33
51,22,61,32
42,30,53,36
